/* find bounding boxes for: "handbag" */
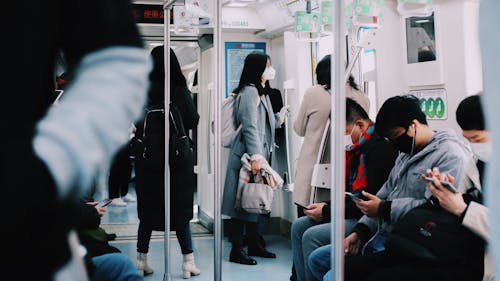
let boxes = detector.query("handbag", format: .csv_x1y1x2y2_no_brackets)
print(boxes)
235,175,274,214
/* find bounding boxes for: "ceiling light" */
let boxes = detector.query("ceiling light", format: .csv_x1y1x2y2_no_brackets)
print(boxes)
223,0,260,7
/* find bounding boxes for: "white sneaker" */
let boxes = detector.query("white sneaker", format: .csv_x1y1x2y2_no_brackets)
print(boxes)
110,197,127,207
122,193,137,203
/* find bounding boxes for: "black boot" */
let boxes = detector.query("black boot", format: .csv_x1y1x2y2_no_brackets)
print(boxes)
248,240,276,258
229,247,257,265
258,235,267,248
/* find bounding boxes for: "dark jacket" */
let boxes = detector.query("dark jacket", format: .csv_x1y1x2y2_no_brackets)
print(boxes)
3,1,143,278
135,85,199,231
75,200,120,258
321,132,398,222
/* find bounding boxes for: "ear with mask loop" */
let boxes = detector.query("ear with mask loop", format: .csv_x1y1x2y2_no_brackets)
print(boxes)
345,124,357,151
409,124,417,156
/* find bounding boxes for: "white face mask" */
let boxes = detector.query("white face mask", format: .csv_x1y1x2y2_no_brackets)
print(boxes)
470,141,492,162
345,135,354,151
262,66,276,81
345,125,356,151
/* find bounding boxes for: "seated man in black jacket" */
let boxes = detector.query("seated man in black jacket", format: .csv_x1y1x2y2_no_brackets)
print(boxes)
290,98,398,281
76,199,121,257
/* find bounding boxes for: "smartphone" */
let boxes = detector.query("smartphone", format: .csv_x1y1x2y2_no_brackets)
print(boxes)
345,192,362,202
422,176,458,193
294,202,311,210
97,198,113,207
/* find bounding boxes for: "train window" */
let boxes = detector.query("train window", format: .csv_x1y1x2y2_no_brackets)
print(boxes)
406,12,436,64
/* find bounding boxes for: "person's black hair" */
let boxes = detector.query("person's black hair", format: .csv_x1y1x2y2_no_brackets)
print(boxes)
346,97,369,123
149,45,187,101
456,94,485,130
316,55,359,91
316,55,331,90
348,75,359,91
418,50,436,62
375,94,427,137
233,52,268,96
263,54,272,93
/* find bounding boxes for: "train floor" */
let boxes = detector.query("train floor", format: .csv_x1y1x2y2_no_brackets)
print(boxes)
98,187,294,281
110,235,293,281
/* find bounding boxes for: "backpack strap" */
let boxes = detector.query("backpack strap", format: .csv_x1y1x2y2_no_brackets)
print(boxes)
142,108,164,139
169,110,179,135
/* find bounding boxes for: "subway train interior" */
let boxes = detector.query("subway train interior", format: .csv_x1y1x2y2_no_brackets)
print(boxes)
50,0,500,281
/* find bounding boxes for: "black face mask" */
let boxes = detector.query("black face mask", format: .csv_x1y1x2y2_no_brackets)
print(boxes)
391,126,416,155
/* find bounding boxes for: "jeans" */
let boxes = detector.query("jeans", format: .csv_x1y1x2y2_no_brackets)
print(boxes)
291,217,330,281
308,245,331,281
90,253,144,281
291,217,357,281
323,270,331,281
361,230,389,256
137,221,193,254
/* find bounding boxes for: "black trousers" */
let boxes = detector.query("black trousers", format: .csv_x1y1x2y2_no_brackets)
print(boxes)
229,218,259,248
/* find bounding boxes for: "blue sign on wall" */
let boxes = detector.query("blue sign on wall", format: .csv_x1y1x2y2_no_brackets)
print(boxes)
225,42,266,97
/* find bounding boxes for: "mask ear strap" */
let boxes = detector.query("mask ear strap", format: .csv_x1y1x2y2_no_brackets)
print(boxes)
410,124,417,156
349,123,357,135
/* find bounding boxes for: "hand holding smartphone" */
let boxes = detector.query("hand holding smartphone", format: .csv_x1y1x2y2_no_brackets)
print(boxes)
345,192,362,202
295,202,311,210
96,198,113,207
422,176,458,193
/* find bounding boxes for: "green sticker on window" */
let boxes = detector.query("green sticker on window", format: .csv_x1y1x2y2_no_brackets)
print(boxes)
426,98,436,118
435,97,445,118
295,11,321,33
295,11,309,32
419,97,444,118
321,1,333,25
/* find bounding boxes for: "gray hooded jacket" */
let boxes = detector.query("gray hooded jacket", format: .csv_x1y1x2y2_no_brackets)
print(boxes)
358,129,473,235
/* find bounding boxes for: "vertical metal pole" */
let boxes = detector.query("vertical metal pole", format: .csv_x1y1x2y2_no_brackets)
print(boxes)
163,2,172,281
214,0,223,281
331,1,345,281
311,42,318,85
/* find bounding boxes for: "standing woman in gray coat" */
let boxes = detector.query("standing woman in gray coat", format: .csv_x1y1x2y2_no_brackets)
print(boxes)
222,52,287,265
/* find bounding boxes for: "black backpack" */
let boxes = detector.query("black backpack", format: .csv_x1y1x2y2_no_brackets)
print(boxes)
168,103,193,167
385,201,485,279
140,103,192,169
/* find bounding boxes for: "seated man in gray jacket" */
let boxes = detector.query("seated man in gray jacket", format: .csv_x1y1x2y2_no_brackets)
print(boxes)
308,94,475,281
345,94,472,255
